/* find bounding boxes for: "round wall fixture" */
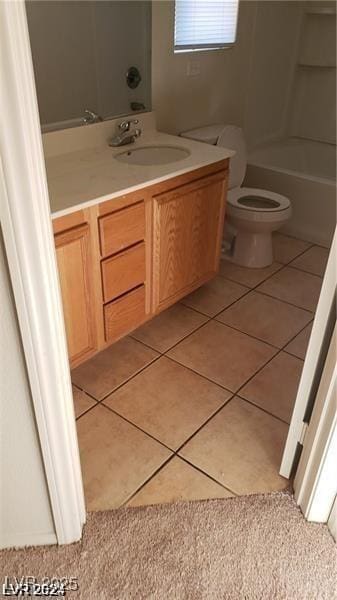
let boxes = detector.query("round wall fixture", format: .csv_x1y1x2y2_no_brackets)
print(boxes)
126,66,141,89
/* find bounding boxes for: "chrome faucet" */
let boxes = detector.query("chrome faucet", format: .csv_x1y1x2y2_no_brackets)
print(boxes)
82,109,102,125
109,119,141,147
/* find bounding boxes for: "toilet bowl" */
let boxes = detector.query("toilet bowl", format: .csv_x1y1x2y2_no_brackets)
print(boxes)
181,125,292,268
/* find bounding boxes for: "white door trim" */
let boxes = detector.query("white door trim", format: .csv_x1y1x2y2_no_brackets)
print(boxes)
328,497,337,541
0,1,85,544
280,229,337,478
294,327,337,522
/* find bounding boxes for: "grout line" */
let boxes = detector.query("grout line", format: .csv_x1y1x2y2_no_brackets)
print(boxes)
75,401,99,421
168,317,312,451
79,353,162,405
181,285,253,320
128,334,167,354
235,394,291,426
247,288,314,315
75,301,312,429
174,394,237,454
142,317,212,356
177,455,238,496
253,288,316,313
100,402,173,452
211,318,281,349
217,262,284,289
275,240,315,266
73,247,318,404
284,263,325,279
164,354,237,394
278,264,323,281
120,454,175,508
101,379,236,456
223,318,311,417
130,312,211,355
75,239,321,505
121,446,238,509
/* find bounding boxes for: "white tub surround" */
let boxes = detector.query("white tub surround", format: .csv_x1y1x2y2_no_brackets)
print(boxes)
249,138,336,182
43,112,234,217
246,138,336,248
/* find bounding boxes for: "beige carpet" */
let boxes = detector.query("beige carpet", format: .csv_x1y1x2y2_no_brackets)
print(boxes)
1,492,336,599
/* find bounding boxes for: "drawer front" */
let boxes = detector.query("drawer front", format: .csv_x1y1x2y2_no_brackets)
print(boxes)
99,202,145,257
101,242,145,302
104,285,146,342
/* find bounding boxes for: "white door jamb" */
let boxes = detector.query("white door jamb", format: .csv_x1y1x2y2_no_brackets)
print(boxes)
0,1,85,544
280,229,336,478
294,327,337,523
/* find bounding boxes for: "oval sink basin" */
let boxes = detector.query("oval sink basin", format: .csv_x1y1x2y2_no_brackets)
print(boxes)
115,145,190,166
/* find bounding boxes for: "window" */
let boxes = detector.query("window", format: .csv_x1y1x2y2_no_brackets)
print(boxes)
174,0,239,53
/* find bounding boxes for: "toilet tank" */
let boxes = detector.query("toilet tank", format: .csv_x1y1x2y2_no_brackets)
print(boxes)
180,124,225,145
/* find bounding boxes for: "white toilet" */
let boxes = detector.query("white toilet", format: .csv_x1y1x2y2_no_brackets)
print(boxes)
181,125,292,268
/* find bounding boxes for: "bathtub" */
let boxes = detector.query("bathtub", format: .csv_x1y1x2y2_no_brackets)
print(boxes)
245,138,336,247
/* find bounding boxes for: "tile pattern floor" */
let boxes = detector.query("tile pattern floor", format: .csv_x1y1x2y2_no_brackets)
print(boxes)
72,235,329,510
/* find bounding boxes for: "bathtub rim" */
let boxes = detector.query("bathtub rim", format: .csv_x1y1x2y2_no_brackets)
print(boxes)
247,158,336,187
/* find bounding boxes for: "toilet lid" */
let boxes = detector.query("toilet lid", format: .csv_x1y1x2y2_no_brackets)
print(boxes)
228,187,291,211
217,125,247,189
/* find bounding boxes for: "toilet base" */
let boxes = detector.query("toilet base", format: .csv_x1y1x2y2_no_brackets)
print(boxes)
232,230,273,268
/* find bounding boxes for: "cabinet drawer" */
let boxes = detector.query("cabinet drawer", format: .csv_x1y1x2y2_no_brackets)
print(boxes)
101,242,145,302
104,285,146,342
99,202,145,257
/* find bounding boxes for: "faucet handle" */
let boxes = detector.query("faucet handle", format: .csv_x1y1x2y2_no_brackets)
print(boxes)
119,119,139,132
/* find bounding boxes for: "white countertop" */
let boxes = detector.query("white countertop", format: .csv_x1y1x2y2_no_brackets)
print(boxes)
46,129,233,218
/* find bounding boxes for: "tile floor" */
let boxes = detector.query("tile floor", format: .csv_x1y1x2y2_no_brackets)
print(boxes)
72,234,329,510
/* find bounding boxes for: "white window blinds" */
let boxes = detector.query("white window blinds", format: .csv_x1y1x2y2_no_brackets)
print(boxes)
174,0,239,52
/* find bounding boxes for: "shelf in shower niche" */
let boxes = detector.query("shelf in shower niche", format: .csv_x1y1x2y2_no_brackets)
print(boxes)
298,62,336,68
305,8,336,15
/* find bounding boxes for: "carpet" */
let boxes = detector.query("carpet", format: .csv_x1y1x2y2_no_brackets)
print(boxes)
1,491,336,599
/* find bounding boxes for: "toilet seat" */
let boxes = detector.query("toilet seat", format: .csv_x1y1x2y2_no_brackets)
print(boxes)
227,187,291,222
180,123,292,268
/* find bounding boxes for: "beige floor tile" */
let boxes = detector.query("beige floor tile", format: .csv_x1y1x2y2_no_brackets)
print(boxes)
240,352,303,423
72,385,96,418
131,304,208,352
219,259,283,288
284,323,313,360
167,320,277,392
273,233,311,264
72,337,159,400
257,267,322,312
104,356,231,450
127,456,233,507
77,405,171,510
181,276,249,317
290,246,329,277
216,291,312,348
179,397,288,495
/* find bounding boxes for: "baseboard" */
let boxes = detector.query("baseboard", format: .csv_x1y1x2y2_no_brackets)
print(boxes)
281,223,332,249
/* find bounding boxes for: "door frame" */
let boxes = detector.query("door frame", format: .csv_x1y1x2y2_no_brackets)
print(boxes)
1,0,336,548
280,230,336,479
0,1,85,544
294,326,337,523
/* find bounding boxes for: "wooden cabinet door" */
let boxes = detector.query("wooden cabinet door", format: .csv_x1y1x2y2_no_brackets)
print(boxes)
55,223,96,367
152,171,227,312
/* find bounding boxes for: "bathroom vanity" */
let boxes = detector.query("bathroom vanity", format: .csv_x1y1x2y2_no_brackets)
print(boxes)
48,117,231,367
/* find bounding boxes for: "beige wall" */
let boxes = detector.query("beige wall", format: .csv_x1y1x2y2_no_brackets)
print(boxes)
151,0,256,135
0,227,55,549
153,0,335,150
